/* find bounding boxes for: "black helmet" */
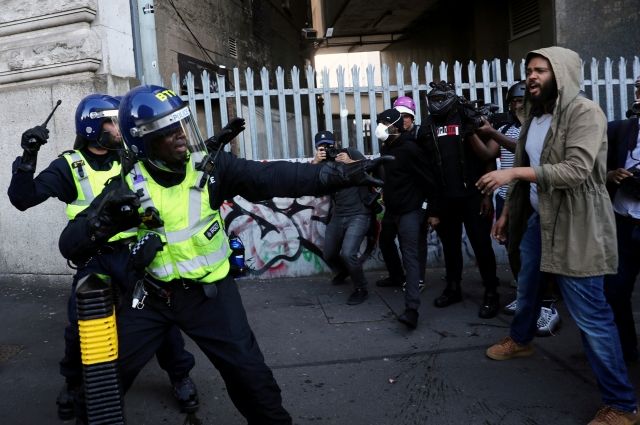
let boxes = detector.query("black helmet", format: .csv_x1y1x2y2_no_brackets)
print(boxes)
427,81,458,118
506,81,526,103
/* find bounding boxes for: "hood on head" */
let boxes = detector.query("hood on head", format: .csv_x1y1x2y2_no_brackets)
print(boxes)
525,46,582,113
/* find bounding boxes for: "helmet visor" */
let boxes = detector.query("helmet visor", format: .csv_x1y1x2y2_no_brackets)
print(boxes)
134,106,206,172
95,109,123,149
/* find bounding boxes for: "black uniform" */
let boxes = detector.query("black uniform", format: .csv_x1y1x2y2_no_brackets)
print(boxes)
59,151,348,424
8,150,195,388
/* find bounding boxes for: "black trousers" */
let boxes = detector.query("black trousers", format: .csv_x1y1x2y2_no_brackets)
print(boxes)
379,209,428,310
435,194,498,289
85,246,290,423
116,276,291,424
60,248,195,387
604,212,640,362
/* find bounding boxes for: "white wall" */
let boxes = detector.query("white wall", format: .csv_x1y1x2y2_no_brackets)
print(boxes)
0,0,135,278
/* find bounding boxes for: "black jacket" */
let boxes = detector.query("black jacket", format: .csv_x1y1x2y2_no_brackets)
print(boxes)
606,117,640,200
8,149,119,211
379,131,440,216
417,113,492,198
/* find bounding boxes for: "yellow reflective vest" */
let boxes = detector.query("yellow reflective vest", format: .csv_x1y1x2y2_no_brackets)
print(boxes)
127,154,231,284
63,150,136,242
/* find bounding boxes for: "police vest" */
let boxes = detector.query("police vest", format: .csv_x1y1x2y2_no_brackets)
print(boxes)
128,154,231,284
63,150,136,242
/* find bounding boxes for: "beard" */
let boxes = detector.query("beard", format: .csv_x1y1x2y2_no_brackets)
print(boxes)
529,78,558,108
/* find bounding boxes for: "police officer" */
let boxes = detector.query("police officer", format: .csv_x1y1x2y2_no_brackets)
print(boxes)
8,94,199,418
57,85,387,423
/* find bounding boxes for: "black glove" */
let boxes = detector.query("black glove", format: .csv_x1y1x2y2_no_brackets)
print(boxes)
21,125,49,154
88,186,142,241
217,117,246,146
319,156,394,188
128,232,164,274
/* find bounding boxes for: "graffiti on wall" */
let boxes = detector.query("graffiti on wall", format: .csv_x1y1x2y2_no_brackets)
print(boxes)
220,193,507,279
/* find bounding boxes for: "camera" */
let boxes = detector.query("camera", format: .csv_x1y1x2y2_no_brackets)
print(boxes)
460,99,500,129
620,166,640,199
626,101,640,119
324,146,347,161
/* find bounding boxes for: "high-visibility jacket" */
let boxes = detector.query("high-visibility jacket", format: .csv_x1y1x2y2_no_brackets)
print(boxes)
63,150,136,242
128,154,231,284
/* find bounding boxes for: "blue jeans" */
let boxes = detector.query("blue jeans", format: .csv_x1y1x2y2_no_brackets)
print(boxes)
510,213,637,412
324,214,371,289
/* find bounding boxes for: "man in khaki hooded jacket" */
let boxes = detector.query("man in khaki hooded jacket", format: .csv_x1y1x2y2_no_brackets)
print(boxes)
476,46,638,425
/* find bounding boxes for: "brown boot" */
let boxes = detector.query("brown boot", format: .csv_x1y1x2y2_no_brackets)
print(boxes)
588,406,640,425
486,336,533,360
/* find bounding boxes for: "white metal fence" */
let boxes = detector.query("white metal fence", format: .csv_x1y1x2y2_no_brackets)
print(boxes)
171,56,640,160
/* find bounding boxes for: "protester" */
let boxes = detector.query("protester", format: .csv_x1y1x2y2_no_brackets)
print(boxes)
417,81,501,319
478,46,638,425
374,108,440,329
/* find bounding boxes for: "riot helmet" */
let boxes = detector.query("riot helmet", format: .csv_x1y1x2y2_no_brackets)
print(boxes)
74,94,121,150
393,96,416,117
118,85,207,174
426,81,458,118
506,81,526,103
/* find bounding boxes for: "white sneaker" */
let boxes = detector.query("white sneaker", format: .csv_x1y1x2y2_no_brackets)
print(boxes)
503,299,517,315
536,305,560,337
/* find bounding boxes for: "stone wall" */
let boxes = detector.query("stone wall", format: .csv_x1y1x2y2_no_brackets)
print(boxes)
0,0,135,277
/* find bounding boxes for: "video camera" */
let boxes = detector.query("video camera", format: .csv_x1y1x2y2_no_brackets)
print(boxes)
626,101,640,119
459,99,501,129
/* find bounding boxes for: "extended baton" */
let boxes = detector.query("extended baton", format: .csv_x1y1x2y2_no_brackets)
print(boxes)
28,99,62,145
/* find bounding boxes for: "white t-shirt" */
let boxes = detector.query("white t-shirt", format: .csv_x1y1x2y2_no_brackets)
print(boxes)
613,118,640,218
525,114,552,212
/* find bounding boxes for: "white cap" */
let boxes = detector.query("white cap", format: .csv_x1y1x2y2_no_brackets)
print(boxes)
394,106,414,117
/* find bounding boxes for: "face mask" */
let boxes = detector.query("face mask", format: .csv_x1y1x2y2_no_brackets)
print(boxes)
375,123,390,141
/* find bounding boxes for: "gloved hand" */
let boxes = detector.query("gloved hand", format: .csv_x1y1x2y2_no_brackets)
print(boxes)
319,155,394,189
21,125,49,154
217,117,246,146
128,232,164,274
88,186,141,241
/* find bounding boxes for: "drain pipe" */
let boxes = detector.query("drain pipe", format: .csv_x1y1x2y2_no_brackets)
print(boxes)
130,0,162,85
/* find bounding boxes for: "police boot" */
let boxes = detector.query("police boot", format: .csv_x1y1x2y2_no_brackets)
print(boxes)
172,376,199,413
56,383,78,420
434,281,462,308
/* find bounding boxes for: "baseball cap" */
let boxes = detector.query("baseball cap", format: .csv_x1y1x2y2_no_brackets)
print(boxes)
376,108,403,131
314,130,335,147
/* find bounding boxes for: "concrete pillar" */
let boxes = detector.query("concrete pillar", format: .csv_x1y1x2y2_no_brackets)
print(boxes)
0,0,136,279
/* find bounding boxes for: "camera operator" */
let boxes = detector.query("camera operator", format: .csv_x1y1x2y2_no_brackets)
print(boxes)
604,75,640,363
312,131,372,305
417,81,501,319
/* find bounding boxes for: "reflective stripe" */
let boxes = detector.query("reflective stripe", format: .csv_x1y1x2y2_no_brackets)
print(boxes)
67,151,95,210
130,156,230,282
63,151,120,220
132,159,207,243
148,237,230,277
